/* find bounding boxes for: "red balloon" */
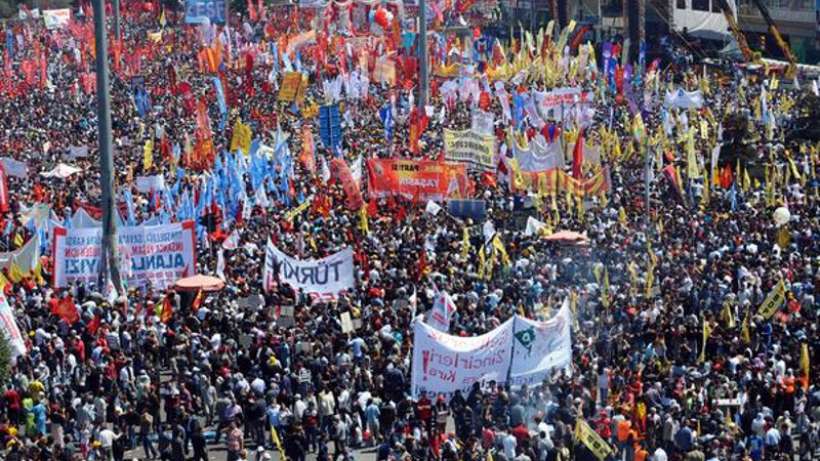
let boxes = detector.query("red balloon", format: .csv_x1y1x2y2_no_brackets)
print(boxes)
473,27,481,39
615,93,624,105
142,2,154,12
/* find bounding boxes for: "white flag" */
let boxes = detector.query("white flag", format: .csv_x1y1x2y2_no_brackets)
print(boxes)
428,291,456,332
222,230,240,250
216,249,226,281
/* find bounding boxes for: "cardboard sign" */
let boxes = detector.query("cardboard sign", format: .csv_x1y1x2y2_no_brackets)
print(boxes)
340,311,354,333
278,305,295,327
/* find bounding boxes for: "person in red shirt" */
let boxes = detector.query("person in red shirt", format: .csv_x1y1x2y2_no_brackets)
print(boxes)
415,391,433,433
511,422,530,444
3,387,21,423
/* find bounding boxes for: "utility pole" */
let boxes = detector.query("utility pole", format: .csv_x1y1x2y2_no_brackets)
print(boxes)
92,0,123,293
417,0,428,108
112,0,120,39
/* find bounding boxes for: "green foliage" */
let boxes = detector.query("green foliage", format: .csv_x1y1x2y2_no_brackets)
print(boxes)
0,333,12,388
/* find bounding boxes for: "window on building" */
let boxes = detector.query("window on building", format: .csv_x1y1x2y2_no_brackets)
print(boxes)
711,0,722,12
676,0,687,9
692,0,710,10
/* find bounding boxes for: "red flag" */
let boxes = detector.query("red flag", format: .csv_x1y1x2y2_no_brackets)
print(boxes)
367,198,378,217
247,0,258,22
0,162,8,213
572,128,585,179
87,315,101,335
160,293,174,323
191,289,204,312
417,250,429,281
54,296,80,324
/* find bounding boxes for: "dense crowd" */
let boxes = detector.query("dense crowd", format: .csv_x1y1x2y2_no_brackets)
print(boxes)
0,3,817,461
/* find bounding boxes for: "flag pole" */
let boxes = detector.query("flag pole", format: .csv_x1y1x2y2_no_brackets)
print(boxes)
417,0,429,108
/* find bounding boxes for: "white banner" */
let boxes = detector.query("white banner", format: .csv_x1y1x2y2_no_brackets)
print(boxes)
471,110,495,136
513,135,564,172
0,293,27,357
533,87,594,120
509,299,573,386
443,129,496,172
411,317,514,399
263,240,354,297
42,8,70,29
135,174,167,193
53,221,197,289
0,158,28,178
664,89,704,109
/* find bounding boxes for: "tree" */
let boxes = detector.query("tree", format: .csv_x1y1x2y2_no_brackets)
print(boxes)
0,333,12,387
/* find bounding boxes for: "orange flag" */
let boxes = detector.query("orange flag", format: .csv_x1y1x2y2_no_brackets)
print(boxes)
300,126,316,173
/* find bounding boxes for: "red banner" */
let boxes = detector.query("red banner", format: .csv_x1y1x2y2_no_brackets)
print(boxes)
367,159,471,201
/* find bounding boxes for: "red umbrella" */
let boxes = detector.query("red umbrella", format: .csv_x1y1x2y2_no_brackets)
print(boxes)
174,275,225,292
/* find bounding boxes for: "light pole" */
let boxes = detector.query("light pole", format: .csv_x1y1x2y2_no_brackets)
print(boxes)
92,0,123,293
417,0,428,108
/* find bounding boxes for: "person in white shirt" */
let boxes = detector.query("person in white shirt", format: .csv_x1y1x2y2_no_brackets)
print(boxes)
502,430,517,459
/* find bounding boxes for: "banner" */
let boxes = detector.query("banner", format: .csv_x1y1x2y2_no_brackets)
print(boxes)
278,72,304,102
319,105,343,149
513,135,564,172
185,0,226,24
447,199,487,221
42,9,70,29
374,58,396,86
509,299,573,386
0,293,26,357
53,221,197,289
443,129,496,172
230,119,252,155
367,159,470,201
512,165,611,197
757,279,786,319
67,145,89,159
411,317,514,399
135,174,167,193
285,31,317,55
575,419,614,461
664,89,704,109
263,241,355,297
533,87,594,120
0,158,28,178
330,158,363,210
470,110,495,136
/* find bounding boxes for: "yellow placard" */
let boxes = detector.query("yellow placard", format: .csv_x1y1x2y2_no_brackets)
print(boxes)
278,72,303,102
230,119,252,155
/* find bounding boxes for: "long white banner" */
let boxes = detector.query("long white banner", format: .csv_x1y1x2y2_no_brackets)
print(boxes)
412,317,514,399
513,135,565,172
263,240,355,297
53,221,197,289
412,301,573,398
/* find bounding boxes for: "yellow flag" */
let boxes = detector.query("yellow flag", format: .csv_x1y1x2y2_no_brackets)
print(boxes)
601,267,610,308
270,426,287,461
143,138,154,171
574,418,613,461
721,300,736,329
461,227,471,259
701,176,711,210
800,343,810,390
159,9,166,27
699,318,712,363
359,206,369,235
477,245,486,279
12,233,23,249
492,234,511,267
740,309,752,344
758,280,786,319
230,119,253,155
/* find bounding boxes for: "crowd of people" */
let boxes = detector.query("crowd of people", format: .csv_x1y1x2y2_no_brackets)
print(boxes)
0,2,817,461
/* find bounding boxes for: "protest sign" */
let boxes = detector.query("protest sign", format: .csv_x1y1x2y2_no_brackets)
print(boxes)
67,145,89,159
185,0,226,24
340,311,354,333
411,317,514,399
0,292,26,357
509,298,573,386
470,110,495,136
263,240,355,297
447,199,487,221
53,221,197,290
533,87,594,120
367,159,470,201
277,305,295,327
443,129,496,172
374,58,396,85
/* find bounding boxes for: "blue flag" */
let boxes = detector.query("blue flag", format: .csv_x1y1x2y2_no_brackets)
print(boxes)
212,77,228,131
